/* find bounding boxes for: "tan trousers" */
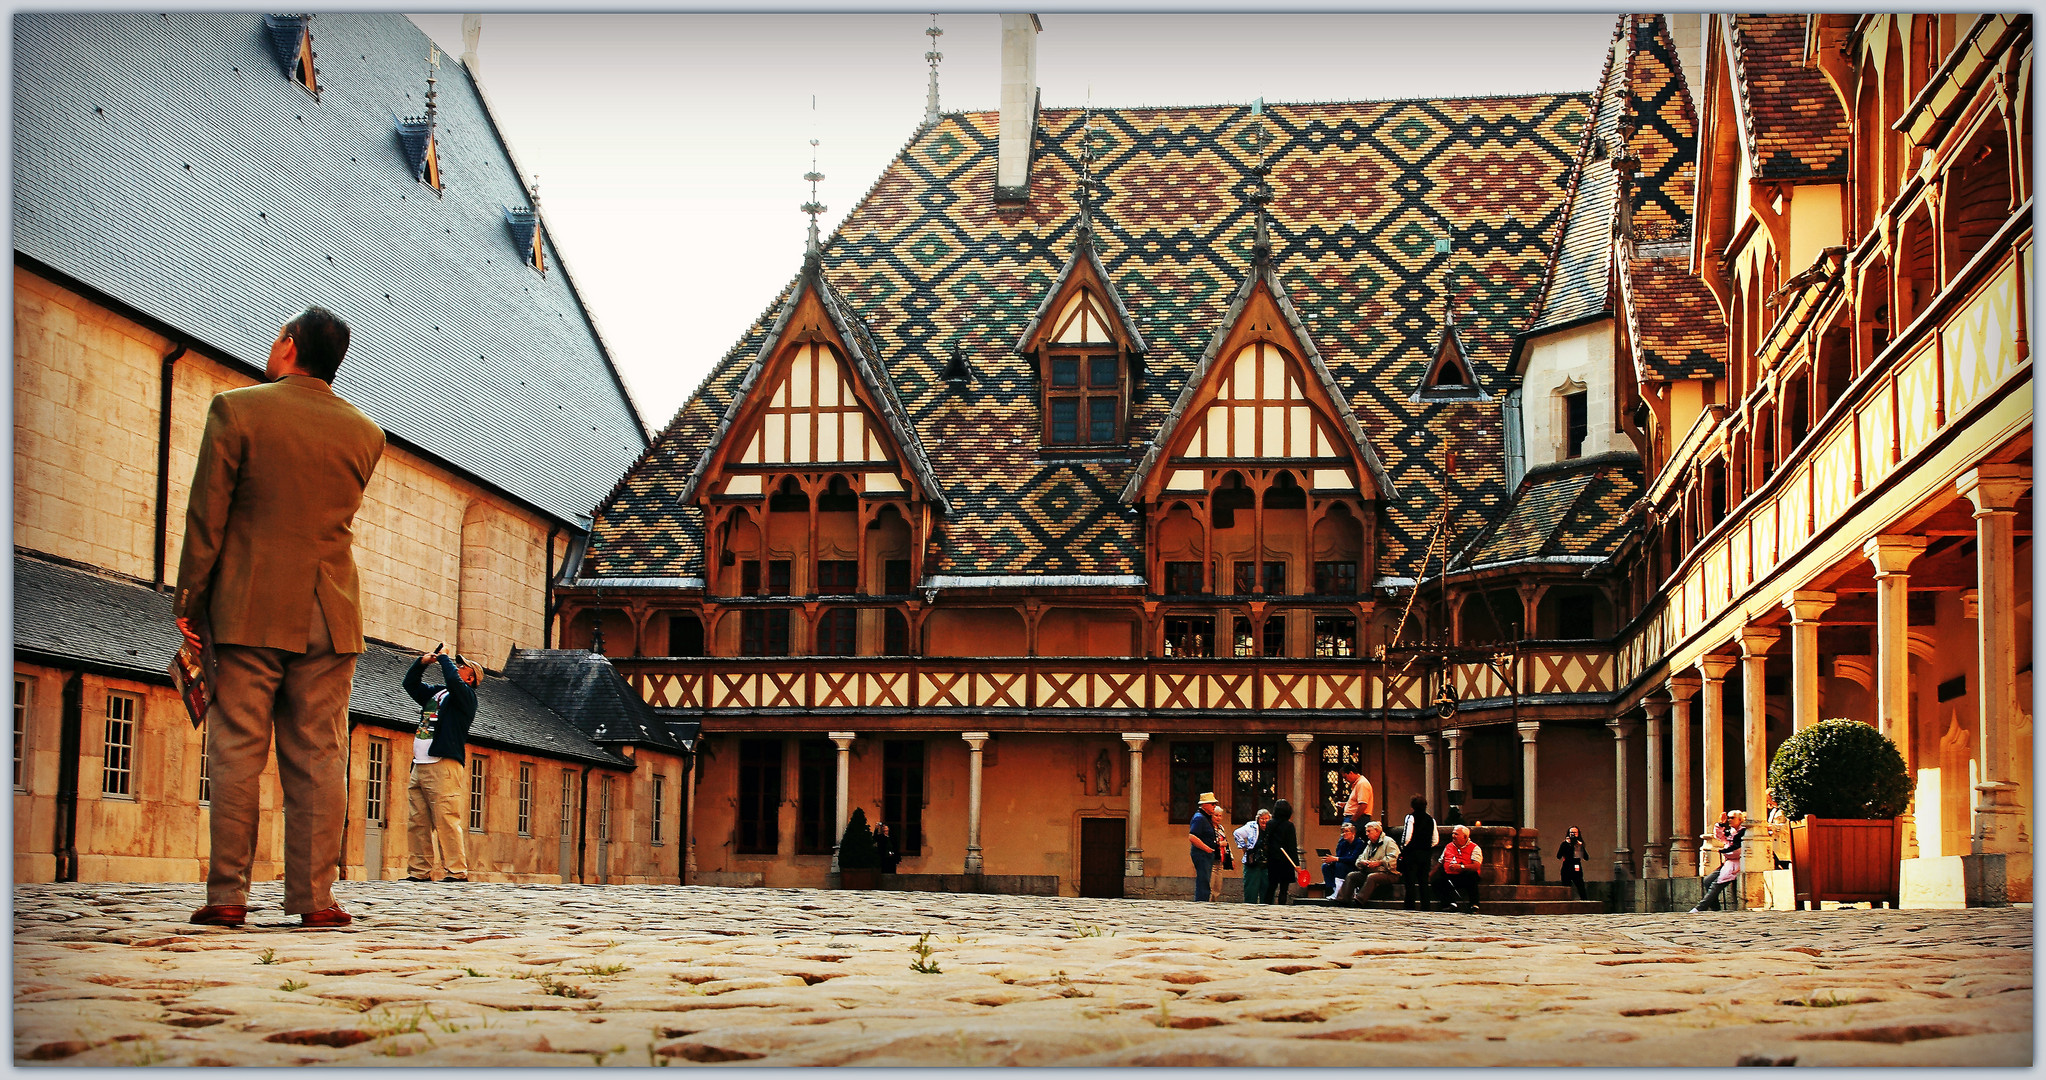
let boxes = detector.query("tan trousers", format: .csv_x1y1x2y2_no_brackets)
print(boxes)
207,599,355,914
407,757,469,879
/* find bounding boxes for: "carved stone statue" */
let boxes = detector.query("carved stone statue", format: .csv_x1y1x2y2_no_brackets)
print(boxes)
1093,748,1112,795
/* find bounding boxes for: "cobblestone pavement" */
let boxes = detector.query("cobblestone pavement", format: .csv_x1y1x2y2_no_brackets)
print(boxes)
12,882,2032,1067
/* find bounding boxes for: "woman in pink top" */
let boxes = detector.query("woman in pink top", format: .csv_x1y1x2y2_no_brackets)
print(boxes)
1690,810,1747,912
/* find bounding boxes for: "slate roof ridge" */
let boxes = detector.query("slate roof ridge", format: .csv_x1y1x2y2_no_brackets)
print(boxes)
1518,16,1627,353
1121,242,1398,505
460,55,650,446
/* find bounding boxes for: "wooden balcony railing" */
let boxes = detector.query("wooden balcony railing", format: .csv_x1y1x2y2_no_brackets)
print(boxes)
1617,222,2032,691
612,645,1618,719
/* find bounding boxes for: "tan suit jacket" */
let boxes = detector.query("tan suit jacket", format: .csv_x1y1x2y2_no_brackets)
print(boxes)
174,375,385,653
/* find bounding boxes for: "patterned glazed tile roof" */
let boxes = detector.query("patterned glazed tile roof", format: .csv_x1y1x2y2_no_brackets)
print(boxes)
1125,229,1399,502
1524,15,1698,343
1620,245,1728,381
1620,14,1700,243
1455,452,1644,568
12,14,648,527
590,92,1592,582
1729,15,1851,180
12,554,628,767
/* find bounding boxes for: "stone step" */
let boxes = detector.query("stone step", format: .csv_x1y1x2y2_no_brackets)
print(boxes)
1295,895,1608,916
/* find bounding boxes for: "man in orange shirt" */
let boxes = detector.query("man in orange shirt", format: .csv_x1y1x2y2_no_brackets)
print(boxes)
1431,823,1484,913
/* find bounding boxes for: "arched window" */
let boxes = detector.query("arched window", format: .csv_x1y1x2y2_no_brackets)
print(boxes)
1948,127,2013,275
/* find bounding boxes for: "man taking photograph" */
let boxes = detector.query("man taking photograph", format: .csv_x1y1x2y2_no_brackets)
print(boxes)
403,647,481,882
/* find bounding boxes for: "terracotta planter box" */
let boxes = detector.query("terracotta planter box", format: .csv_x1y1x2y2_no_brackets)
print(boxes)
1787,817,1900,909
838,868,879,890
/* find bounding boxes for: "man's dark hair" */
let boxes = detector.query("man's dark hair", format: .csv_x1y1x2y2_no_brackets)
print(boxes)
1410,794,1427,812
283,305,351,380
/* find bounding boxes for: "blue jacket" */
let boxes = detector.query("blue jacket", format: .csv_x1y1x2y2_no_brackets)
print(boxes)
1331,833,1368,874
403,654,476,762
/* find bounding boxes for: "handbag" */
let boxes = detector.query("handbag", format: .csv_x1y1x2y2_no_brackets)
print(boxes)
1222,847,1234,871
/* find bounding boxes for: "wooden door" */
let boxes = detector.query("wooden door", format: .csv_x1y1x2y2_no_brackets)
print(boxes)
1079,818,1124,898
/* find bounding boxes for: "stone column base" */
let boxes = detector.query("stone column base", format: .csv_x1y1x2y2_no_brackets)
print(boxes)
1901,853,2031,907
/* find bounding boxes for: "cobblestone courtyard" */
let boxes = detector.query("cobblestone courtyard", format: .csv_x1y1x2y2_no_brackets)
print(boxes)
12,882,2032,1067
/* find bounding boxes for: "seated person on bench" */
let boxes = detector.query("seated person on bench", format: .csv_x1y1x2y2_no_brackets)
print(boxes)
1431,824,1484,912
1321,821,1366,892
1332,820,1401,906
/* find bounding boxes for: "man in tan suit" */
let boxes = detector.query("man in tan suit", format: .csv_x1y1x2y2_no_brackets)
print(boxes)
175,306,384,928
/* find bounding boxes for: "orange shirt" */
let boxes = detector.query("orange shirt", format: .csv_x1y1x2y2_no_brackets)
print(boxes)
1442,838,1483,873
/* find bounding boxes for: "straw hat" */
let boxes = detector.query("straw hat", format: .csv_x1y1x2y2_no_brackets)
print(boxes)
1197,793,1220,806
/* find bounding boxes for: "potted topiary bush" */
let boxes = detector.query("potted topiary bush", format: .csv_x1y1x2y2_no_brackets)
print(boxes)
1768,718,1912,909
836,807,880,890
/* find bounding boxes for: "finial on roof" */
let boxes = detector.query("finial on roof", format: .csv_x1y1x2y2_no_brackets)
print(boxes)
923,15,944,126
1246,98,1275,263
802,136,827,268
1074,91,1102,245
425,43,440,127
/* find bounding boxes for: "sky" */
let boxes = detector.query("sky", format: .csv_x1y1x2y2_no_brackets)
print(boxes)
408,13,1618,430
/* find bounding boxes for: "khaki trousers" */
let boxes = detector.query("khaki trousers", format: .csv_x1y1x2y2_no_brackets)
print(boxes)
207,599,355,914
407,757,469,879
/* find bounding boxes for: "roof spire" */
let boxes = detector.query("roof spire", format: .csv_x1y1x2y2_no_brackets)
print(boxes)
802,133,826,269
424,42,439,129
1246,97,1275,263
1074,88,1101,245
922,15,944,126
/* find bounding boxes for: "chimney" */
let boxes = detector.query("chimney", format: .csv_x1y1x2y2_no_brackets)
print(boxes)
460,14,482,75
995,14,1041,202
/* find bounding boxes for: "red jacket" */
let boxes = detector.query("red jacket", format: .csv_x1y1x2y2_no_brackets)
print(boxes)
1442,838,1483,874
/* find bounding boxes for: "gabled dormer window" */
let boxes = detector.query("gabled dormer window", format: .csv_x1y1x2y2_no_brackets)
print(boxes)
396,117,440,192
503,206,545,274
262,14,319,99
1414,310,1486,402
1039,289,1127,447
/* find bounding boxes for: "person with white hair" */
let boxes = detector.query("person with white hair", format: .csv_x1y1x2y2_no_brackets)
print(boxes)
1431,823,1484,912
1691,809,1748,912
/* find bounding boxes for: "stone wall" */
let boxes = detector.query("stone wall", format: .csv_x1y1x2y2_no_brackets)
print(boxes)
14,267,558,671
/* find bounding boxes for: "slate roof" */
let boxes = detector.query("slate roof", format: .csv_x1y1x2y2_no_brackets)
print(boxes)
1454,452,1644,569
12,554,627,767
502,649,692,753
12,13,648,527
591,92,1591,583
1728,15,1852,181
1523,15,1698,344
1619,244,1727,381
